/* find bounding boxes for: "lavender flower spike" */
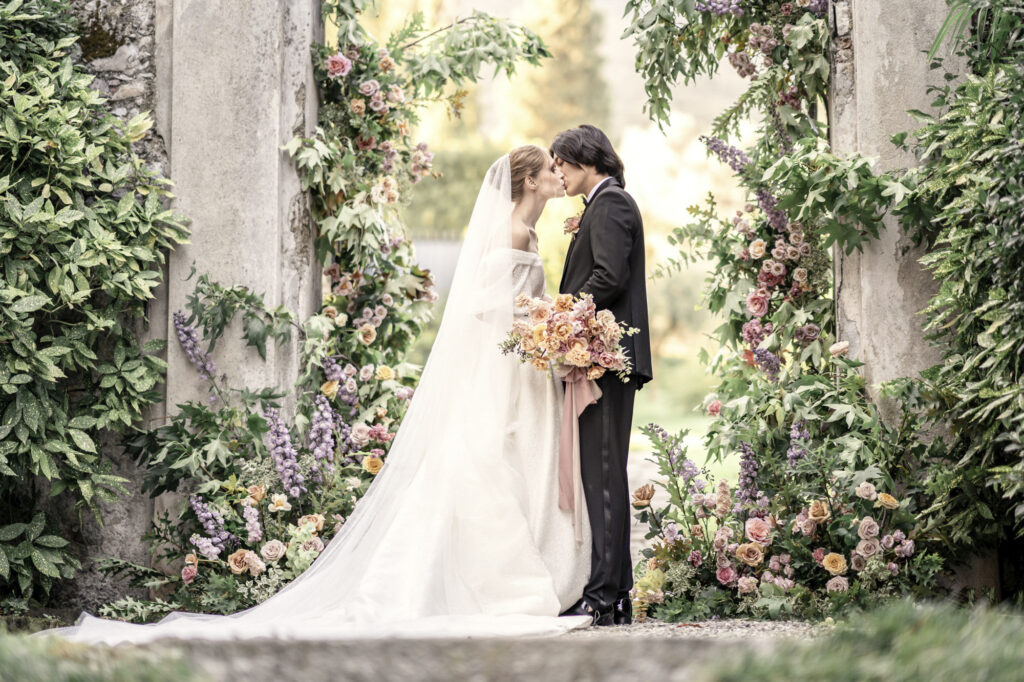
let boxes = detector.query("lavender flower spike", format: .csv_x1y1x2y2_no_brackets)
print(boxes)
173,311,217,380
189,494,236,550
308,395,336,482
264,407,307,498
701,136,751,173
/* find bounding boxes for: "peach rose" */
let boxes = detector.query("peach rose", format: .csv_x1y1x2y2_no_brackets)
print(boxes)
632,484,655,508
298,514,326,533
808,500,831,524
735,542,764,567
357,324,377,345
228,549,250,575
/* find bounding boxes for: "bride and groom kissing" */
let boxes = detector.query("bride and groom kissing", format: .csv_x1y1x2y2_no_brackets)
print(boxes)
56,124,652,644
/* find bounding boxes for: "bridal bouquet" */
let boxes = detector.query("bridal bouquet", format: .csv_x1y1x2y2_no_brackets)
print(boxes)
500,292,637,382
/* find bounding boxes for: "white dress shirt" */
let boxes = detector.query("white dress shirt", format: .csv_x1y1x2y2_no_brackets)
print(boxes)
585,176,613,204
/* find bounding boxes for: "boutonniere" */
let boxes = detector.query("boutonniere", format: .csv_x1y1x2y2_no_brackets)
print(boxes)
563,212,582,238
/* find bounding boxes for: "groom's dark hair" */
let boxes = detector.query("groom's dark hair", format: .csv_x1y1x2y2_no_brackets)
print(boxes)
550,124,625,189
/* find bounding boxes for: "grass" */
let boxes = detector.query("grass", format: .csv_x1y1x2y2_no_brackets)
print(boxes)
0,629,202,682
702,599,1024,682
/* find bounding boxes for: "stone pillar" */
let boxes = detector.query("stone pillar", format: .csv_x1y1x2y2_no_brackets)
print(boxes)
158,0,322,408
60,0,322,609
829,0,952,402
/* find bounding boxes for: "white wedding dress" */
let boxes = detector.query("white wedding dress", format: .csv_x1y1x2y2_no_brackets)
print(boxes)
49,155,591,645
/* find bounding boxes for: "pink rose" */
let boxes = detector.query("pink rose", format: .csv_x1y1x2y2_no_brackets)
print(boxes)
356,135,377,151
737,576,758,594
707,400,722,416
745,290,769,318
326,53,352,78
745,517,772,545
812,547,826,564
564,216,581,235
716,564,738,586
181,564,197,585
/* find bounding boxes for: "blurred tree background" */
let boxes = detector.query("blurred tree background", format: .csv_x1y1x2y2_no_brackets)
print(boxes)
349,0,749,465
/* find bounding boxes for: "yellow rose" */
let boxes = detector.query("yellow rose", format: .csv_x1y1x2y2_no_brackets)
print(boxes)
808,500,832,524
822,552,847,576
363,455,384,475
320,380,340,399
554,294,574,312
735,542,764,567
532,323,547,346
875,493,900,510
227,549,249,575
375,365,395,381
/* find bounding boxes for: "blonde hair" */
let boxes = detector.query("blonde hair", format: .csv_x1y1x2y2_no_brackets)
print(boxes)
509,145,548,203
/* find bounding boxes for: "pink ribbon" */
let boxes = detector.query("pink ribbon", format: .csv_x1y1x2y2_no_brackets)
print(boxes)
559,367,601,544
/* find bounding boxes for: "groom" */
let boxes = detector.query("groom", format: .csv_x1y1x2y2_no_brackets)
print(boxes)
552,125,652,626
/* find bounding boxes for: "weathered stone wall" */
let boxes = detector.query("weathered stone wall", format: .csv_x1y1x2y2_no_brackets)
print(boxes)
829,0,951,407
60,0,322,609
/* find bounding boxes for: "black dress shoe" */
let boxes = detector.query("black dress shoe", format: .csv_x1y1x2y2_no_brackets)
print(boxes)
560,598,606,625
612,597,632,625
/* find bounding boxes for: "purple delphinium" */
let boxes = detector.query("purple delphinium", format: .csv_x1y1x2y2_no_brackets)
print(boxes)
808,0,828,15
323,355,344,383
646,422,701,490
189,494,236,551
264,408,306,498
242,502,262,544
308,395,336,482
173,311,217,380
757,187,789,232
736,442,764,507
787,419,811,467
701,136,751,173
753,347,781,381
695,0,743,15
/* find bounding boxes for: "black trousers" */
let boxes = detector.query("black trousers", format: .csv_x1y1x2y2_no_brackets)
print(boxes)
578,374,636,611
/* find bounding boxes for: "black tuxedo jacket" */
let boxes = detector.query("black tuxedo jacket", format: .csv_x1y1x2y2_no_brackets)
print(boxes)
559,179,653,388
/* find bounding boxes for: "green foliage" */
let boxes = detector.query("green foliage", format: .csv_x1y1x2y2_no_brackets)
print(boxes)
0,0,187,600
0,628,200,681
895,56,1024,553
703,600,1024,682
930,0,1024,71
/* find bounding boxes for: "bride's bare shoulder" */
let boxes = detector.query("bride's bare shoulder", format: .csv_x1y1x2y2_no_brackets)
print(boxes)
508,218,535,253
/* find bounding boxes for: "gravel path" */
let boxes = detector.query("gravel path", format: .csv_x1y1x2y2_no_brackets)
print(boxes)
563,618,826,640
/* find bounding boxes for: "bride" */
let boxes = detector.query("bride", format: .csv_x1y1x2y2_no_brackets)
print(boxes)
50,147,594,644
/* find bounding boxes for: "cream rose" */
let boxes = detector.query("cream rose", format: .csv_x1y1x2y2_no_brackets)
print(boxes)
749,239,767,259
855,481,878,501
260,540,286,563
857,538,881,558
857,516,880,540
375,365,395,381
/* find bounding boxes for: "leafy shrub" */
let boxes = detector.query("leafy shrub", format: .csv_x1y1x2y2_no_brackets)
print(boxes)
0,0,187,600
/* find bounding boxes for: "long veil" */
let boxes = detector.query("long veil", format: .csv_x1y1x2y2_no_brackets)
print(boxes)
50,156,588,644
